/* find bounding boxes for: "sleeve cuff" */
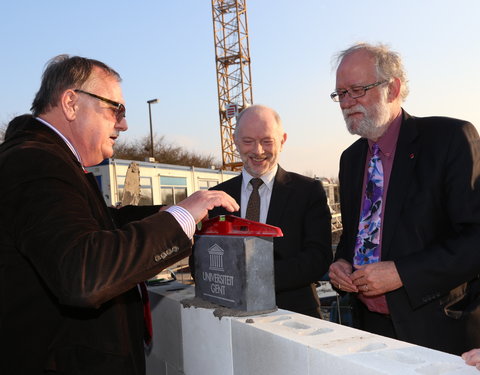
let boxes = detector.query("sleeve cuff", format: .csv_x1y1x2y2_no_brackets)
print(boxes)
165,205,196,239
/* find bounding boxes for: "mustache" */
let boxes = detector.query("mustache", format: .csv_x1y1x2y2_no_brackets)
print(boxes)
247,152,267,157
342,105,367,118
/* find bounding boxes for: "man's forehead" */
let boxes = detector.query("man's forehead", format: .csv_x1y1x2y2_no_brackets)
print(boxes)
338,50,375,71
87,68,119,88
86,70,124,102
336,53,376,84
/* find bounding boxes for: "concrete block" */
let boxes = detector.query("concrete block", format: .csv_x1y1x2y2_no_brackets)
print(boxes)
231,314,309,375
146,285,478,375
182,304,234,375
166,362,184,375
146,283,193,374
145,355,166,375
236,312,477,375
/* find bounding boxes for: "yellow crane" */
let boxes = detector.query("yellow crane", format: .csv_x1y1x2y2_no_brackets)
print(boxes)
211,0,253,170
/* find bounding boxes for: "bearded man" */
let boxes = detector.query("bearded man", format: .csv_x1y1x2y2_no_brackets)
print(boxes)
328,42,480,355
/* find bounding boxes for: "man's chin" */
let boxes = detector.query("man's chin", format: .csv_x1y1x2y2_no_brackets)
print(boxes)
245,164,267,178
346,122,361,136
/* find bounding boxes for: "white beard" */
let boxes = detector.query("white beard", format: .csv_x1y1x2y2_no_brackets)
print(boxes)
343,93,392,140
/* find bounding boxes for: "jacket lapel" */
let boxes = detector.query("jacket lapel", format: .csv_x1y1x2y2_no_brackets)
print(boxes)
351,141,368,230
381,111,419,258
229,175,242,217
266,166,291,227
343,139,368,258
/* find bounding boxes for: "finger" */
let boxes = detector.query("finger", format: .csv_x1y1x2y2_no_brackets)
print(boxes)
464,353,475,364
330,261,358,292
212,192,239,212
351,264,367,276
332,271,354,288
335,277,358,292
352,275,367,286
330,262,352,277
351,267,367,281
204,196,238,212
342,285,358,293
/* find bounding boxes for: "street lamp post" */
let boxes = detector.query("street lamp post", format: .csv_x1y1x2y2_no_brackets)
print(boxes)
147,98,159,160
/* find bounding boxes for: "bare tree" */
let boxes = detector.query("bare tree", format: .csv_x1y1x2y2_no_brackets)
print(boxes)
0,121,221,169
0,122,7,143
113,135,221,169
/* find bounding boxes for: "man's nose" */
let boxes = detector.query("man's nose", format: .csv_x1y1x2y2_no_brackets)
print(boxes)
116,118,128,131
340,94,357,109
253,141,263,154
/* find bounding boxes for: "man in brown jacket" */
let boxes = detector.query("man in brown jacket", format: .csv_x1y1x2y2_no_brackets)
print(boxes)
0,55,237,375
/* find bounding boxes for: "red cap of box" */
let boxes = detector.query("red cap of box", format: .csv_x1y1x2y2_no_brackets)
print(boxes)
195,215,283,237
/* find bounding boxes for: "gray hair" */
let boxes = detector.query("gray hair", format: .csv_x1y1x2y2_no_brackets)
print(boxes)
31,54,121,116
335,42,409,102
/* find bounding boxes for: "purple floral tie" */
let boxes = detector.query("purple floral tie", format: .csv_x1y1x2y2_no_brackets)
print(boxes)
354,143,383,266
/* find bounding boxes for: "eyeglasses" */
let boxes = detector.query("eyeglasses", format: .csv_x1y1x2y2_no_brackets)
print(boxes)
74,89,126,122
330,80,388,102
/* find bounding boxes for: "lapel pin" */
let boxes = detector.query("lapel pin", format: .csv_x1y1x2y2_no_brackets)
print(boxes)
410,153,415,159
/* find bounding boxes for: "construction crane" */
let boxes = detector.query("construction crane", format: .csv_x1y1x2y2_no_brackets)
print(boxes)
211,0,253,170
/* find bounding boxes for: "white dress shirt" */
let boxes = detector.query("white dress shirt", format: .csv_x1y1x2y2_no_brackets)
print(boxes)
240,165,278,223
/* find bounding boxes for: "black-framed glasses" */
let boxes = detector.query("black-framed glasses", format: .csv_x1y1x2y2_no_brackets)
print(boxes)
74,89,126,122
330,80,388,102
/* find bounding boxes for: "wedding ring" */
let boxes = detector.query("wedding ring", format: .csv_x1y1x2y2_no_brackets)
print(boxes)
364,285,369,292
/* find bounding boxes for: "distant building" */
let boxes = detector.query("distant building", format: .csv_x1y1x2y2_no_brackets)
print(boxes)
86,159,342,237
86,158,238,207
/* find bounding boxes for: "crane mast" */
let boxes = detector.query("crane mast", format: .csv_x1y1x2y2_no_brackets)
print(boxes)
211,0,253,170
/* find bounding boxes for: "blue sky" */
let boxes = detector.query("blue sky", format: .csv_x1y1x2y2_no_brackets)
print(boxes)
1,0,479,178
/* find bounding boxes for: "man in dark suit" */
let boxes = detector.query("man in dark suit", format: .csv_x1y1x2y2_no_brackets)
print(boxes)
0,55,238,375
205,105,332,318
328,42,480,355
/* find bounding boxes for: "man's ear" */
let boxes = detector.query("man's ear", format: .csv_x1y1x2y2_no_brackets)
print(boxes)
280,132,287,150
387,77,401,102
61,89,78,121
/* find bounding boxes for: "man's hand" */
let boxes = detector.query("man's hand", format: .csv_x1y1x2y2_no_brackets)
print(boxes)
329,258,358,293
462,348,480,370
351,261,403,296
177,190,239,223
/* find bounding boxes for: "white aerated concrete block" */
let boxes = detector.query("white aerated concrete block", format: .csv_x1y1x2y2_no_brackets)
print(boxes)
232,312,309,375
147,283,193,375
147,284,478,375
166,362,184,375
182,305,234,375
234,312,477,375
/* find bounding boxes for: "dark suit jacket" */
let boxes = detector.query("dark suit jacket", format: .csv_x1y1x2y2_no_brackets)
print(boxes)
0,116,192,374
204,166,332,317
336,110,480,354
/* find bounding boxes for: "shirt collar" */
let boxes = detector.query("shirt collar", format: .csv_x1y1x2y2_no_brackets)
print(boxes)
35,117,83,166
241,164,278,192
